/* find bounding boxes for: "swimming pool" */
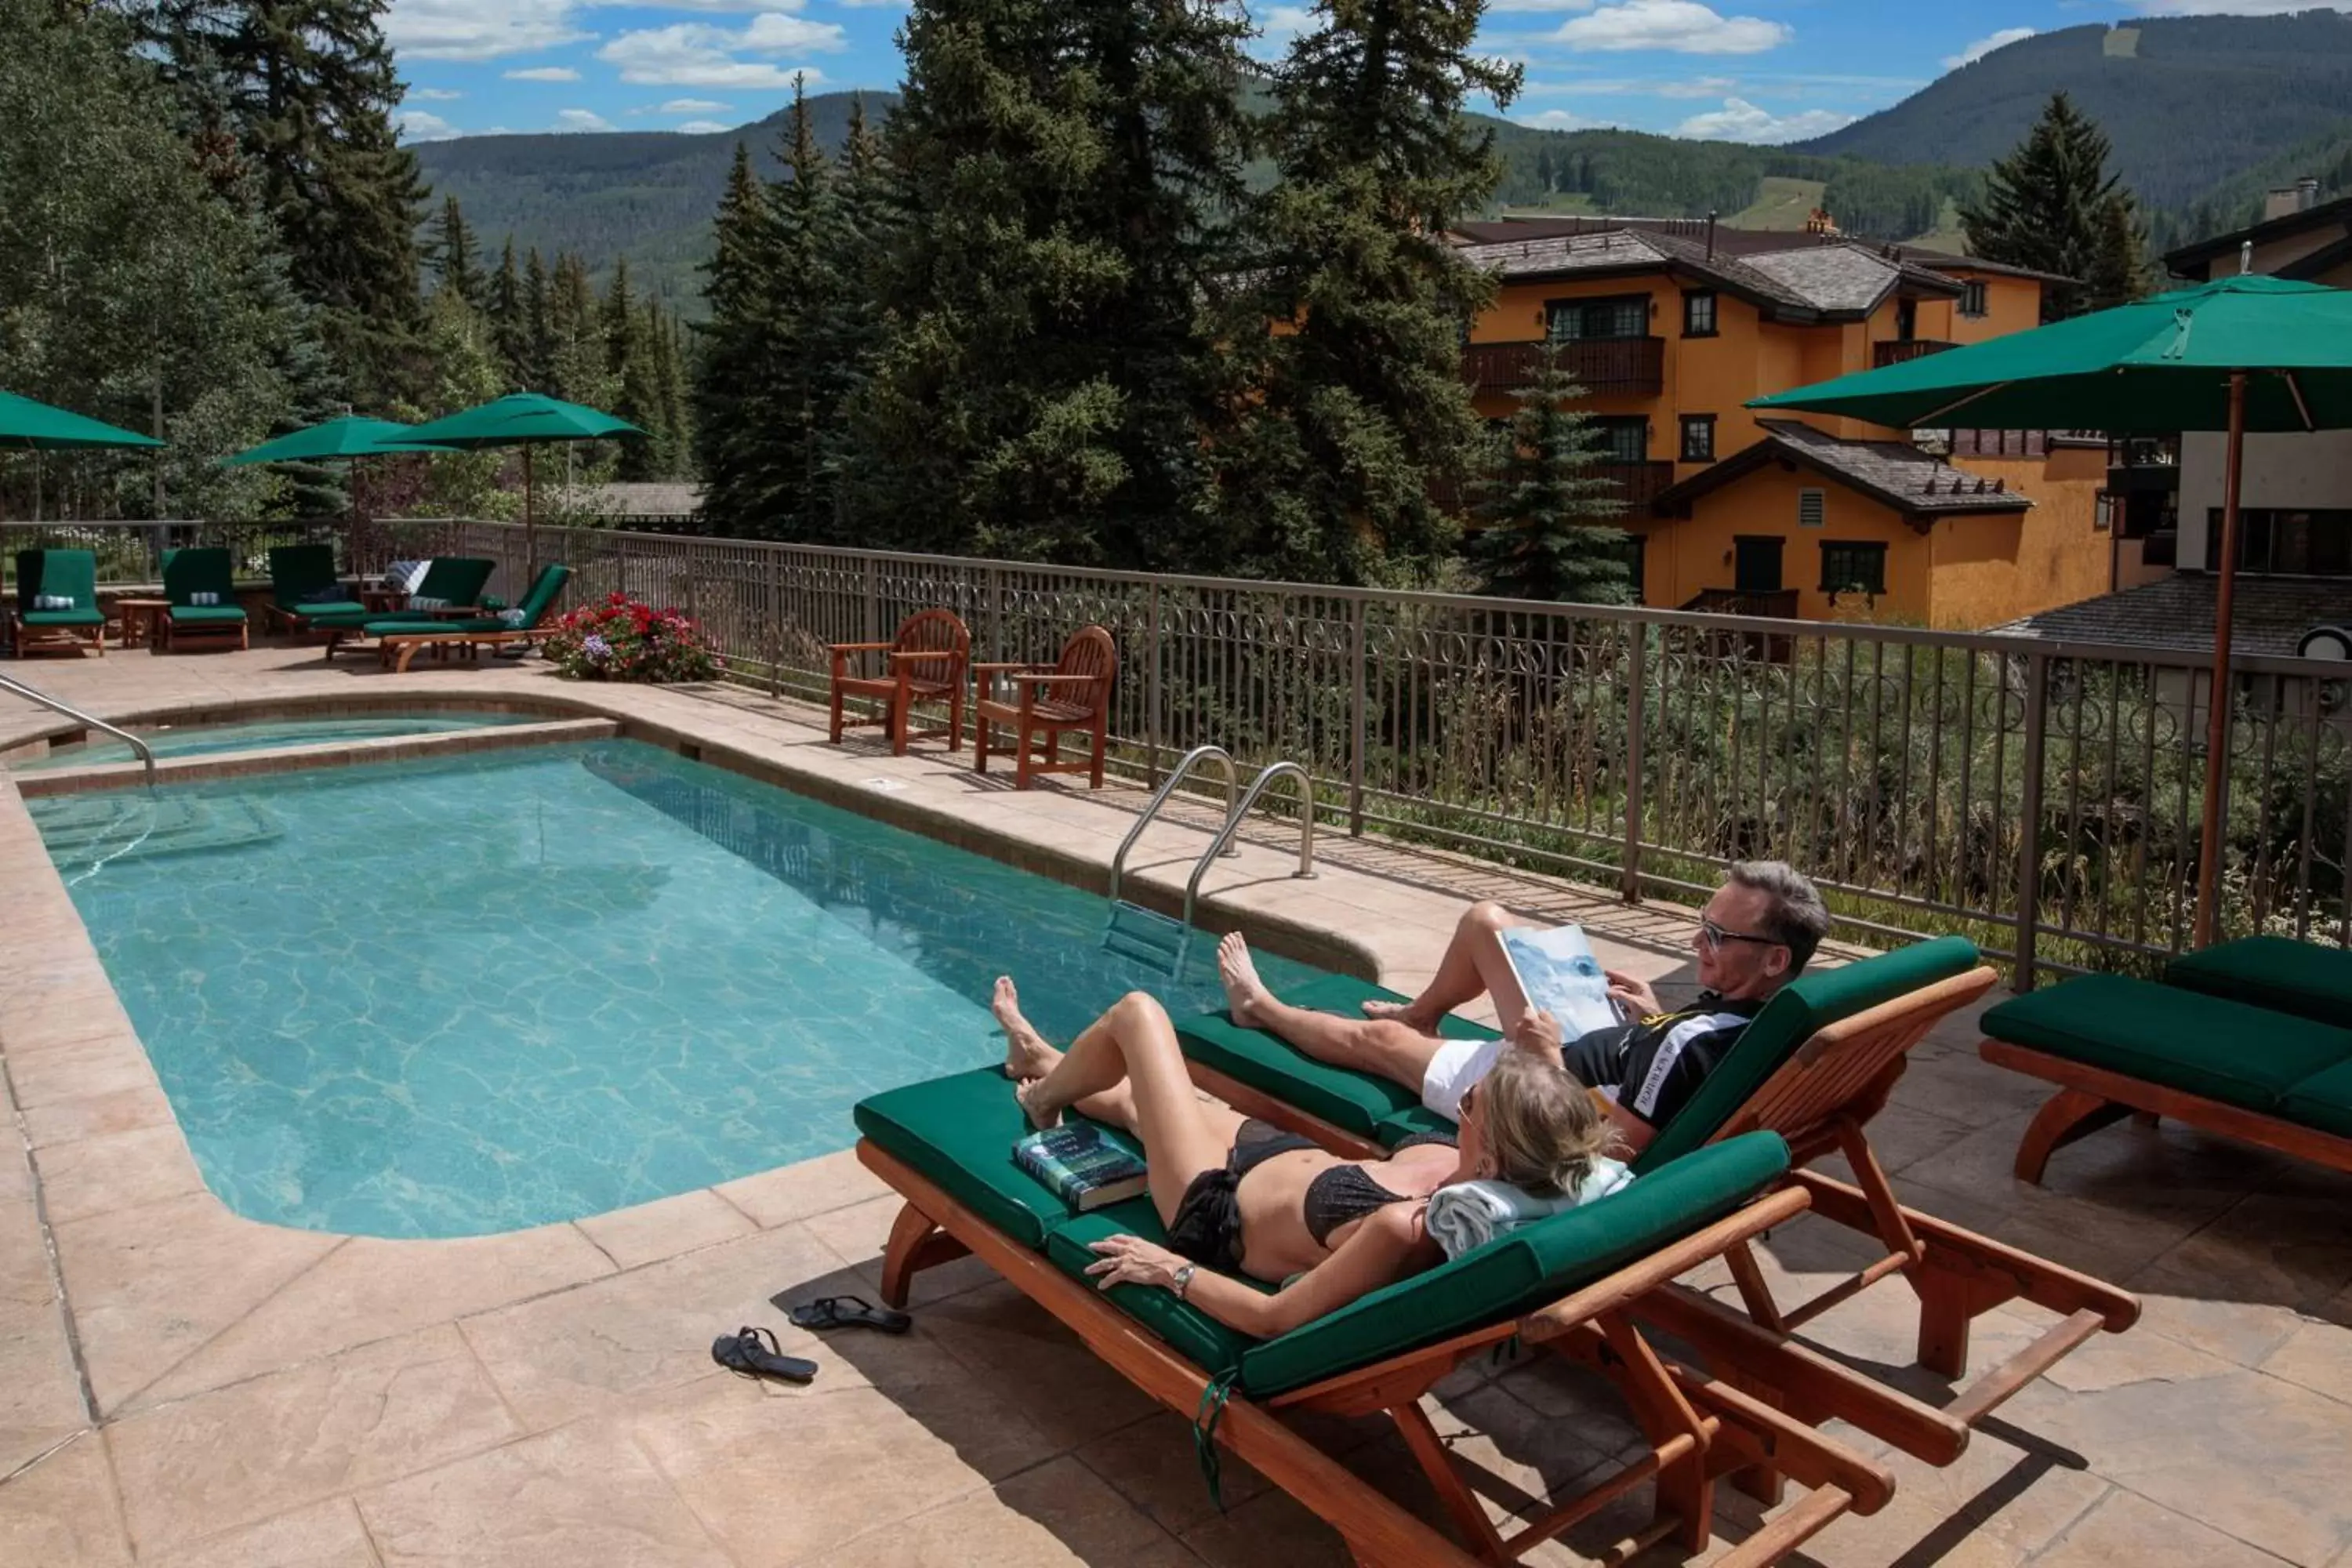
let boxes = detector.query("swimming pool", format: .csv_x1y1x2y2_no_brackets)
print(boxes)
10,710,539,770
32,740,1320,1239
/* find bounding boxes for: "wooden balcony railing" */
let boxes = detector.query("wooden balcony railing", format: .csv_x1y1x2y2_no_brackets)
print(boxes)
1873,338,1958,369
1431,459,1675,517
1462,336,1664,397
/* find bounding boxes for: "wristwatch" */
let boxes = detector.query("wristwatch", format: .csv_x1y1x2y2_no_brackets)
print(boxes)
1171,1264,1197,1300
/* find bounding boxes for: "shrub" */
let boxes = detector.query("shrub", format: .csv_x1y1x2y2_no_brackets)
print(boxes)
543,592,719,683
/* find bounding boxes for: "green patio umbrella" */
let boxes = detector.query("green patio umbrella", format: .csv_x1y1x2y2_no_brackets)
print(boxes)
1,390,165,520
1750,271,2352,947
221,415,454,466
388,393,644,575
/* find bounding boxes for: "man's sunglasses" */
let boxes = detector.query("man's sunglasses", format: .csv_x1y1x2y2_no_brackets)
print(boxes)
1700,916,1784,953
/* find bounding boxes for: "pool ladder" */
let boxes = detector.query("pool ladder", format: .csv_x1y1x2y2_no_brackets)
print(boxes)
1104,746,1318,975
0,671,155,786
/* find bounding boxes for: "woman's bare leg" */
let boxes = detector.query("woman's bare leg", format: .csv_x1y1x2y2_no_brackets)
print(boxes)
995,976,1141,1131
1360,901,1534,1034
1007,985,1240,1224
1216,935,1446,1089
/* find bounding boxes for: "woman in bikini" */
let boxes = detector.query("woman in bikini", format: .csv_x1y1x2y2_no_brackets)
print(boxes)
993,978,1613,1340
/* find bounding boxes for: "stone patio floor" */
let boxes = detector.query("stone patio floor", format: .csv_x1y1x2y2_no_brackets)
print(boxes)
2,645,2349,1568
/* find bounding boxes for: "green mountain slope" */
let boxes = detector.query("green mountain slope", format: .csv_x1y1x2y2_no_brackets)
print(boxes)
1794,12,2352,212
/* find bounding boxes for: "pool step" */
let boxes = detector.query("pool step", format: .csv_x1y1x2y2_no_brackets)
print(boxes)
28,793,284,865
1103,898,1192,977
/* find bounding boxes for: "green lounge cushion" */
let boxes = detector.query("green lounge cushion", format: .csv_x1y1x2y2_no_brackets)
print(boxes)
16,550,100,615
162,546,238,605
364,616,510,636
1373,1105,1461,1145
22,608,106,627
1043,1206,1267,1377
268,544,341,602
1633,935,1984,1173
852,1065,1140,1250
412,557,495,608
1236,1131,1790,1397
168,604,249,626
2167,937,2352,1032
1178,975,1497,1138
2278,1060,2352,1140
289,600,369,622
1982,975,2352,1114
304,608,377,630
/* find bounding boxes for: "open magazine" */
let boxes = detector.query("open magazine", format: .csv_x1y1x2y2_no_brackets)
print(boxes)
1495,924,1624,1039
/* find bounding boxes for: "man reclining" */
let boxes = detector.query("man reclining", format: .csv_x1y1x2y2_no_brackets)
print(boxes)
1214,861,1831,1156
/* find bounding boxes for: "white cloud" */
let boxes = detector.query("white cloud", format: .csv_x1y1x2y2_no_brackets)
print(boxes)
1943,27,2034,69
1552,0,1790,55
554,107,615,132
396,108,461,141
659,97,732,113
1485,0,1597,9
1675,96,1854,143
597,12,846,86
384,0,588,61
675,120,734,133
1524,74,1737,98
837,0,908,5
2132,1,2325,12
504,65,581,81
408,86,463,100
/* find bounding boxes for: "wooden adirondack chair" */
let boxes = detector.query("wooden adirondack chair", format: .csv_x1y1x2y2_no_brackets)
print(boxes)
973,624,1116,789
829,608,972,754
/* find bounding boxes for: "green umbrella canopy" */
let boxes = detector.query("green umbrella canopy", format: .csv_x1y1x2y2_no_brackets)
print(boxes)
390,392,644,450
0,390,164,450
221,416,456,466
1748,274,2352,434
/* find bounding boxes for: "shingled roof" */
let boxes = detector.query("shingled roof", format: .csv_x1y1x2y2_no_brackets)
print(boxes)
1454,223,1962,321
1993,575,2352,657
1650,420,2033,521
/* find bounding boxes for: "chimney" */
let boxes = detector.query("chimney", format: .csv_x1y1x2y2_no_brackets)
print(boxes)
2265,179,2322,220
1705,209,1718,261
2299,176,2322,210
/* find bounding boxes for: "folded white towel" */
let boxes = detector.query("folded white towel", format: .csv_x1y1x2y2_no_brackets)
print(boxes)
189,590,219,606
1425,1158,1635,1260
33,593,73,610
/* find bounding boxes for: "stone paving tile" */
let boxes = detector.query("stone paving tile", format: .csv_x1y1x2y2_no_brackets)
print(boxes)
18,1083,176,1151
912,1280,1162,1451
104,1323,519,1555
355,1417,733,1568
0,1276,89,1483
31,1127,208,1226
793,1454,1189,1568
2121,1275,2311,1373
572,1189,760,1271
2256,1319,2352,1408
2,1035,159,1109
143,1497,382,1568
129,1221,616,1413
0,1438,130,1568
1769,1425,2108,1568
2029,1486,2294,1568
1073,1409,1276,1537
801,1191,1002,1306
713,1145,891,1229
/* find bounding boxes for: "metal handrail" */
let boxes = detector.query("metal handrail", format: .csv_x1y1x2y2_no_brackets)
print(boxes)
0,673,155,786
1182,760,1317,928
1108,745,1240,907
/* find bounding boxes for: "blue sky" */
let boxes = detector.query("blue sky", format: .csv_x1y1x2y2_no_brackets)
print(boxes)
385,1,2316,145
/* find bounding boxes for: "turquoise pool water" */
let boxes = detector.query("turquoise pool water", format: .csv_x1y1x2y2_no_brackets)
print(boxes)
31,741,1319,1239
13,711,536,770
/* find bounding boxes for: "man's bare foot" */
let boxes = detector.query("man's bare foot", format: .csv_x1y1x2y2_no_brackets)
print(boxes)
1014,1075,1062,1130
1216,932,1272,1027
993,977,1060,1080
1362,996,1436,1030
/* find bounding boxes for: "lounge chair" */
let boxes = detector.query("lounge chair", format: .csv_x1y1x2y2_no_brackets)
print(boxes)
859,1067,1900,1566
973,624,1118,789
9,550,106,658
263,544,365,633
829,608,971,754
1176,936,2140,1466
2162,935,2352,1029
159,547,249,652
362,565,573,672
315,557,495,658
1980,964,2352,1181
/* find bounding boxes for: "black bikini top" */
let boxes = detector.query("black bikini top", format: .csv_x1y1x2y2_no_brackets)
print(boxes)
1302,1131,1457,1246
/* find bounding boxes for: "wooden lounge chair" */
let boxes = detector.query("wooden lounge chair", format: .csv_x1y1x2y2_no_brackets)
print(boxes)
859,1066,1903,1566
2164,935,2352,1029
365,565,573,673
9,550,106,658
262,543,365,633
827,608,971,754
1980,967,2352,1182
158,547,249,652
973,624,1116,789
317,557,495,658
1176,937,2141,1467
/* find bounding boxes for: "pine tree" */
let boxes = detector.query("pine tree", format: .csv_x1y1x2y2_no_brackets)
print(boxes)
521,247,554,391
1961,93,2149,319
1212,0,1523,585
693,141,781,533
601,260,662,479
807,93,895,541
843,0,1254,565
132,0,427,404
1535,144,1555,195
642,301,691,479
749,74,837,539
1468,344,1630,604
424,194,481,307
486,237,525,388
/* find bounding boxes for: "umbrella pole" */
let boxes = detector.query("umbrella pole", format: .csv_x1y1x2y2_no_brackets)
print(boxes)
523,445,536,585
2194,372,2249,949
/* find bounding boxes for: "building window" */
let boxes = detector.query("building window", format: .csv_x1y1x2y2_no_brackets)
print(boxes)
1679,415,1716,463
1682,289,1718,338
1797,488,1827,528
1620,534,1646,601
1548,293,1650,341
1960,281,1988,318
2203,508,2352,578
1592,416,1650,463
1820,541,1887,597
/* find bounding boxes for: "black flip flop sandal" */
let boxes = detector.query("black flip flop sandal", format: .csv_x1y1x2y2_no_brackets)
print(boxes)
782,1294,913,1335
711,1324,818,1383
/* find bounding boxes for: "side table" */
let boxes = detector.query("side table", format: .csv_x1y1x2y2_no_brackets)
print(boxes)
113,597,171,652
